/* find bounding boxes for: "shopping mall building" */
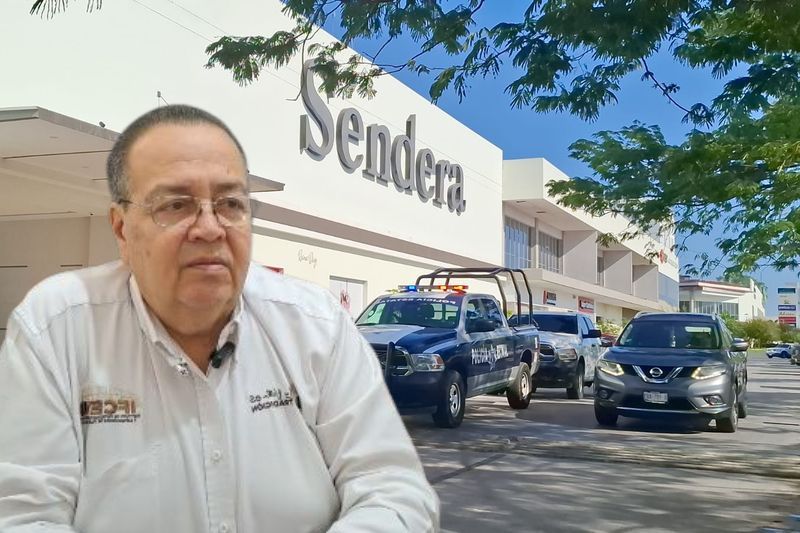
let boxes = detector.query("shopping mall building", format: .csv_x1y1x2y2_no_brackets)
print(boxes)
0,1,679,343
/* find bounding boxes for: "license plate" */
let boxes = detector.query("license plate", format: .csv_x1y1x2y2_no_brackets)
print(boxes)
643,391,668,404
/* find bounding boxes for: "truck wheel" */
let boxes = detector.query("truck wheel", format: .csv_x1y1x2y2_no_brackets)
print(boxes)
507,363,532,410
594,402,618,426
432,370,466,428
567,362,585,399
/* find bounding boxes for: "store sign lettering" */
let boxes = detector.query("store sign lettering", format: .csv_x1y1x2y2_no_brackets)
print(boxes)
299,60,466,215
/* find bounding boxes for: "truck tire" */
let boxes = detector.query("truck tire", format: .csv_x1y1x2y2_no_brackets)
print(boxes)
506,363,532,410
567,361,585,399
594,402,618,426
432,370,466,428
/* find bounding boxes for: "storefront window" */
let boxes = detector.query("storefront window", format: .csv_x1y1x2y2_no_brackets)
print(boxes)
504,217,531,269
538,231,562,273
694,301,739,317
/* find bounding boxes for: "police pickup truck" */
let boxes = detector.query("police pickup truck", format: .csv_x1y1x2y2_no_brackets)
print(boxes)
356,268,540,428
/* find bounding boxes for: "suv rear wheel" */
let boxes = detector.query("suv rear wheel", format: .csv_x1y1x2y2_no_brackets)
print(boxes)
567,362,585,399
432,370,466,428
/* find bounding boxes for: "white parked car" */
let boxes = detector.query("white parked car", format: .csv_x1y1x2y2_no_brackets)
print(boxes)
766,344,795,359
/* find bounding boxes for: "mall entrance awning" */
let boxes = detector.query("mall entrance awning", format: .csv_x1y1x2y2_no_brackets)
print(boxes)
0,107,283,221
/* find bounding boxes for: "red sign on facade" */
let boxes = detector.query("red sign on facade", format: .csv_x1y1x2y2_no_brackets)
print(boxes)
543,291,557,306
578,296,595,314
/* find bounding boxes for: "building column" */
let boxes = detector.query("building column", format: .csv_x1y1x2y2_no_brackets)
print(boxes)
562,230,597,284
603,250,633,294
88,215,119,265
632,264,658,301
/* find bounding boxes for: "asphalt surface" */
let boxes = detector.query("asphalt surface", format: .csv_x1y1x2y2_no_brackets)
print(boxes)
405,355,800,532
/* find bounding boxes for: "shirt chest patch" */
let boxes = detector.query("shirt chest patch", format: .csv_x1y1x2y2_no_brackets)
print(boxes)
80,387,142,425
248,384,300,413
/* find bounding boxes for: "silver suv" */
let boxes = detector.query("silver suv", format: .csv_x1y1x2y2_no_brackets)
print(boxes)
593,313,749,432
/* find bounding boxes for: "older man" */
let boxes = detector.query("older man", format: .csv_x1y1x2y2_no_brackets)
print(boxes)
0,105,439,532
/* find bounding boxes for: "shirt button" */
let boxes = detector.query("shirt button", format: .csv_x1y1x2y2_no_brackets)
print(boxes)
219,523,230,533
211,450,223,463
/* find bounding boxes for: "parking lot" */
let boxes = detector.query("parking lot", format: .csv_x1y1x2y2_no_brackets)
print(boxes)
405,355,800,532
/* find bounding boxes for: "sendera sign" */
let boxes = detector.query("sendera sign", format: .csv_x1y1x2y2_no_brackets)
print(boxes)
299,61,466,214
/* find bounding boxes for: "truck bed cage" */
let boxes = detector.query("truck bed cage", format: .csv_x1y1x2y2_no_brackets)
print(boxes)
415,267,534,327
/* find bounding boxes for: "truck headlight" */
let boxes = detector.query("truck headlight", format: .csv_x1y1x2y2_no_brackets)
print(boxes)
691,365,727,380
409,353,445,372
597,359,624,376
556,347,578,361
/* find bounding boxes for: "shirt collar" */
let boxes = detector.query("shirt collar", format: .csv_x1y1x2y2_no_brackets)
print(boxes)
128,274,243,368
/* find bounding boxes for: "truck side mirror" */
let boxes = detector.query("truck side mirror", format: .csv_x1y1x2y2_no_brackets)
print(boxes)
600,338,614,348
467,318,496,334
586,329,602,339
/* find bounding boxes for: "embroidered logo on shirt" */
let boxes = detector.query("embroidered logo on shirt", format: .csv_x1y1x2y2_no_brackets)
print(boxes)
80,387,142,424
249,385,299,413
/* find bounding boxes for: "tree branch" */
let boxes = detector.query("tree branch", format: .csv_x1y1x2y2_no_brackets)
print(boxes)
640,58,694,116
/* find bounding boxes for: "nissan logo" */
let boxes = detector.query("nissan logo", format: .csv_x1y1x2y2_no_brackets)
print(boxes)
649,367,664,378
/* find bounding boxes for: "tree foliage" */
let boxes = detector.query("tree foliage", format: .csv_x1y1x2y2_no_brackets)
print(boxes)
719,312,744,338
596,316,624,337
30,0,800,274
738,317,780,348
777,323,800,343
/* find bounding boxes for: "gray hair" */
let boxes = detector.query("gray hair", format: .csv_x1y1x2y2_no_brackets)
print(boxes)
106,104,248,203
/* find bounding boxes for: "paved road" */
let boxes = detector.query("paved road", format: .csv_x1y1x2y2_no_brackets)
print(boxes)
405,355,800,532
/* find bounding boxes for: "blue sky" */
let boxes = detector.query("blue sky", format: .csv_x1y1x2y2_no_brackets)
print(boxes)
322,1,795,316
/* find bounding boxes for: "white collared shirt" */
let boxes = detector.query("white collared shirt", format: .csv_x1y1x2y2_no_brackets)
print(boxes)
0,261,439,532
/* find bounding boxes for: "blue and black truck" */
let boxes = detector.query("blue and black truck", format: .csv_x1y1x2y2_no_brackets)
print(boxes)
356,268,540,428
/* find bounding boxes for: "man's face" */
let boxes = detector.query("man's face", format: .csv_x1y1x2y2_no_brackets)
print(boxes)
110,122,252,325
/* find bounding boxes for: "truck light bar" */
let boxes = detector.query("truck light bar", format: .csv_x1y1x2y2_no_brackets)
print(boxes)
438,285,468,292
396,284,469,293
398,285,418,292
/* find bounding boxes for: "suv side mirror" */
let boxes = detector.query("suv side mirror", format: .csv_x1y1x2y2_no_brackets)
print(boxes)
731,338,749,352
586,329,602,339
467,318,496,334
600,338,614,348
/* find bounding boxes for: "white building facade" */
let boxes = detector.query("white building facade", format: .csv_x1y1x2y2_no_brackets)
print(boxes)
0,1,677,343
503,159,679,326
679,278,766,322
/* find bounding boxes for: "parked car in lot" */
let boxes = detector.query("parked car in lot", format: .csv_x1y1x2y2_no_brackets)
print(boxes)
593,312,749,432
766,344,795,359
509,312,602,399
356,268,540,428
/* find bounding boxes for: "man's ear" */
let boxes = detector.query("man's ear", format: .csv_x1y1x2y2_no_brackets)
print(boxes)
109,204,130,265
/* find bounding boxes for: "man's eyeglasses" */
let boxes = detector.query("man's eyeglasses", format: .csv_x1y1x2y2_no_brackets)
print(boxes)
119,195,252,228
